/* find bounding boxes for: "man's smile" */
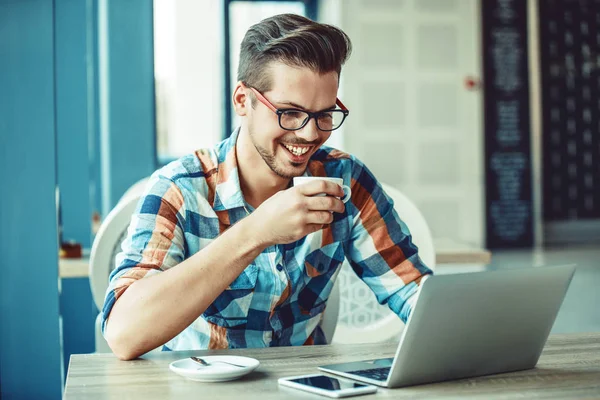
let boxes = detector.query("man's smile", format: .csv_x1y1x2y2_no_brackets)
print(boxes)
281,143,313,156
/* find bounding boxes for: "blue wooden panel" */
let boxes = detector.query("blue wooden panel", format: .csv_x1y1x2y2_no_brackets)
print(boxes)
223,0,232,138
0,1,63,398
98,0,157,216
89,0,104,222
60,278,98,378
55,0,93,248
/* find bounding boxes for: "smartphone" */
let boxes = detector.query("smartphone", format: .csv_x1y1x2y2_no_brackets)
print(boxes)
278,374,377,398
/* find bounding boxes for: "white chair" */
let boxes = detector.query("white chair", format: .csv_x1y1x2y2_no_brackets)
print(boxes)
89,179,149,353
322,183,436,344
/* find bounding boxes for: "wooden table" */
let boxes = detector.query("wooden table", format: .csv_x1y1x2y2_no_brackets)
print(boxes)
433,238,491,265
64,332,600,399
59,256,91,278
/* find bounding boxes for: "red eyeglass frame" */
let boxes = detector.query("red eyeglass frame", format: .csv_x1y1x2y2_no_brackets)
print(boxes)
245,85,350,131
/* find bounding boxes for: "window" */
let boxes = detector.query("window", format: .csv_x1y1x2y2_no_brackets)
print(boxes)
226,1,312,133
154,0,318,163
153,0,223,162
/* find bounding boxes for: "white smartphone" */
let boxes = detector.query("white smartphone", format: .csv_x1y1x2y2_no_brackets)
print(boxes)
278,374,377,398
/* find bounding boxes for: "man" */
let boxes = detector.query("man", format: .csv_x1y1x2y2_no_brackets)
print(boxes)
102,13,432,360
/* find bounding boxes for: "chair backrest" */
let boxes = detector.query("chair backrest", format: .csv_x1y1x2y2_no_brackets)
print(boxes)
90,178,151,310
89,195,140,311
89,178,150,352
321,183,436,344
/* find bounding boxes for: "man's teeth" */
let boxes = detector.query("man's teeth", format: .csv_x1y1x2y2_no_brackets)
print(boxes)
283,144,311,156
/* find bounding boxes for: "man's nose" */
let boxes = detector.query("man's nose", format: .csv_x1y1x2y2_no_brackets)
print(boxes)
295,117,320,142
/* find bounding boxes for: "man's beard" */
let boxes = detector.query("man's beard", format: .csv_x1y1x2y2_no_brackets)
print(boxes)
249,133,304,179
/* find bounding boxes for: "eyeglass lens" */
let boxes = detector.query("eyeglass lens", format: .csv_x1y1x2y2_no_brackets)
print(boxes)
279,110,345,131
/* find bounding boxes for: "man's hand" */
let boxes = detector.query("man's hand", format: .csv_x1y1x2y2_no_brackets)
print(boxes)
249,180,346,246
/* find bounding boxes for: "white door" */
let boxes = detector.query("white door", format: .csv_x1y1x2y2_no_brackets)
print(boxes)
338,0,484,247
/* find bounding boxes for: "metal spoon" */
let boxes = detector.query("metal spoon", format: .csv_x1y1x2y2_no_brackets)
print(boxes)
190,356,246,368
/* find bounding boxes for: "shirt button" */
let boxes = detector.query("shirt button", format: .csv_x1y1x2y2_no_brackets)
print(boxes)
276,264,283,271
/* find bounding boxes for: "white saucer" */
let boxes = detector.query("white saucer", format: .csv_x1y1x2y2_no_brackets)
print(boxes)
169,356,260,382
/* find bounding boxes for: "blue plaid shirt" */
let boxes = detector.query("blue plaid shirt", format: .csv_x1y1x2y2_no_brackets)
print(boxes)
102,129,432,350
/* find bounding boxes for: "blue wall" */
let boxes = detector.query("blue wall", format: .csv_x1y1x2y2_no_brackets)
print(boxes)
54,0,99,379
0,1,63,398
0,1,157,398
55,0,157,381
98,0,156,215
55,0,157,244
60,279,98,377
55,0,93,248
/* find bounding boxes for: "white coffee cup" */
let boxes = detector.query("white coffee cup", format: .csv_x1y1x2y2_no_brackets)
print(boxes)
293,176,352,203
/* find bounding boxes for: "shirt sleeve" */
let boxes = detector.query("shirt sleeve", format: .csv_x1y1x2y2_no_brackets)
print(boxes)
344,157,433,323
100,173,187,335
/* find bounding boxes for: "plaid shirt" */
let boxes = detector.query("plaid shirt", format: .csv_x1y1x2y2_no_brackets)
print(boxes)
102,129,432,350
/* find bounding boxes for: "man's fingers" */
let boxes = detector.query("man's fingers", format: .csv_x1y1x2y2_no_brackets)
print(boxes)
306,211,334,225
295,180,344,198
305,195,345,213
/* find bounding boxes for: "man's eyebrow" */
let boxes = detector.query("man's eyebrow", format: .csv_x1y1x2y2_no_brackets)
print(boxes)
279,100,337,112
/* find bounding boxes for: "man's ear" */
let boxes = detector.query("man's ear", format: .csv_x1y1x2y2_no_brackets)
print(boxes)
232,82,249,117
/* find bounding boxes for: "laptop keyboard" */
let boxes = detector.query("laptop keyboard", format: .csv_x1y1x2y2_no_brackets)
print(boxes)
348,367,391,381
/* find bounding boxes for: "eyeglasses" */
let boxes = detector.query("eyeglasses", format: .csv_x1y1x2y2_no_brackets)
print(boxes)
247,86,349,131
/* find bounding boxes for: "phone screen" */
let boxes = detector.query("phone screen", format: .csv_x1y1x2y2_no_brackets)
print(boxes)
289,375,369,391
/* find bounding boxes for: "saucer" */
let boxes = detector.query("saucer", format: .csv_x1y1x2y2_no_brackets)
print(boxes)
169,356,260,382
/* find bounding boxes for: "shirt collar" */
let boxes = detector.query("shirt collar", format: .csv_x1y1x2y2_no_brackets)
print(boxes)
213,128,246,211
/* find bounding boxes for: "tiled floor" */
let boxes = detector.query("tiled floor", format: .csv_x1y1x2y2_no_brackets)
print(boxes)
437,244,600,334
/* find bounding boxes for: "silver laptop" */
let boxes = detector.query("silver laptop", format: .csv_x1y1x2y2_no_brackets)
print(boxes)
319,264,576,388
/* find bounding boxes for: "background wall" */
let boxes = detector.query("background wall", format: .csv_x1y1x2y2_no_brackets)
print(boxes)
336,0,485,247
538,0,600,244
0,1,63,398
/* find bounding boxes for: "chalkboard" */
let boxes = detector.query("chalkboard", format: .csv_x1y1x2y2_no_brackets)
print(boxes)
482,0,534,248
540,0,600,222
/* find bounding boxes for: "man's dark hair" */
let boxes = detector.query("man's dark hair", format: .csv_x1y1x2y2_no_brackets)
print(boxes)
237,13,352,95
